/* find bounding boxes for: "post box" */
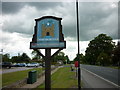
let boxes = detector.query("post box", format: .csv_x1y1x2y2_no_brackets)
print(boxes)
75,61,79,67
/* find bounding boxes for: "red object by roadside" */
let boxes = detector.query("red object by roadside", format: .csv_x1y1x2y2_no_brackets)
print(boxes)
75,61,79,67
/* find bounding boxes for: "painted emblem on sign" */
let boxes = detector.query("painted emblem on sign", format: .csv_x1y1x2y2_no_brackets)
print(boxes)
42,24,54,38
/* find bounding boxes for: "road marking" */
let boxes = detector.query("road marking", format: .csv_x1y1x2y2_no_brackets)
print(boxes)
81,67,120,88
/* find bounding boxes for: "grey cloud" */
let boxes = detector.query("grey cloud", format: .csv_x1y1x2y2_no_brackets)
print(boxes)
2,2,72,37
2,2,62,15
0,1,1,15
27,2,63,10
2,2,26,14
2,2,118,41
63,24,77,39
79,2,118,41
2,2,64,36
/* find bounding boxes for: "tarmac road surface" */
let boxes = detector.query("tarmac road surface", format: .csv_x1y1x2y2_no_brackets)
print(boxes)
1,65,55,74
1,67,41,74
81,64,119,88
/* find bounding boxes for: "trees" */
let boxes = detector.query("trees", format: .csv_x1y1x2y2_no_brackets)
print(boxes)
97,52,111,66
74,54,80,62
85,34,115,65
65,55,70,64
2,53,10,62
11,53,31,63
31,50,41,60
2,52,31,63
112,41,120,66
20,53,31,63
53,52,67,64
73,54,85,64
11,56,21,63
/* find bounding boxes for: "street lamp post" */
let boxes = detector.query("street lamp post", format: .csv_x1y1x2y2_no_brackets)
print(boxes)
76,0,81,89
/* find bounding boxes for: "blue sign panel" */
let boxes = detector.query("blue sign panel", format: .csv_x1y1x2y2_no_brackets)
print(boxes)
30,16,66,49
37,19,59,42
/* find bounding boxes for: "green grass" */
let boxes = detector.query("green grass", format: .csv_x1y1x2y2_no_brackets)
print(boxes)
38,66,77,88
106,66,120,69
2,67,42,87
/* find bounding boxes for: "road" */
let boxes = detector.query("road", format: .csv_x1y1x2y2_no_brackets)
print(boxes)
1,67,41,74
1,65,56,74
81,64,119,88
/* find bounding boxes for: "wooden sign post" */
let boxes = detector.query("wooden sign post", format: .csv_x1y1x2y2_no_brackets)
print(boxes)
30,16,66,89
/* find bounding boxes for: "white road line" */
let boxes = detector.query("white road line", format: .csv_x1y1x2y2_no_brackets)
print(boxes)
81,67,120,88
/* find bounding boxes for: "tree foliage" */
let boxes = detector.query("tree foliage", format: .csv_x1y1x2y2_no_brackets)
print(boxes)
85,34,115,65
65,55,70,64
97,52,111,66
53,52,67,64
112,41,120,66
73,54,85,64
31,50,41,60
2,53,10,62
20,53,31,62
11,53,31,63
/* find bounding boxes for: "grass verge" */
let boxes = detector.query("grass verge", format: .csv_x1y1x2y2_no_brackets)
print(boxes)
38,66,77,88
2,67,42,87
106,66,120,69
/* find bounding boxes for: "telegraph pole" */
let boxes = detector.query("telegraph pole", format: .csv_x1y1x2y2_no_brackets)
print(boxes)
76,0,81,89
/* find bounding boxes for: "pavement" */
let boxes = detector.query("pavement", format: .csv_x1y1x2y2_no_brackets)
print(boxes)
21,66,62,88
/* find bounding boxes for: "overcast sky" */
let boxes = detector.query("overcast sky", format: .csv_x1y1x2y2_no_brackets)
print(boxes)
0,0,119,60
